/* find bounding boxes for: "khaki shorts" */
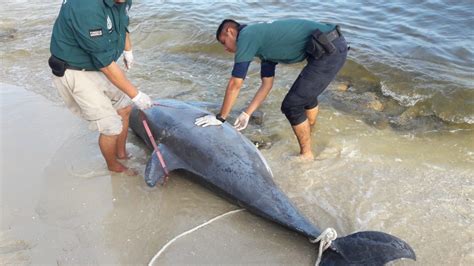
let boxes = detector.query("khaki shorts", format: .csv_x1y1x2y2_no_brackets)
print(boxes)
53,70,132,135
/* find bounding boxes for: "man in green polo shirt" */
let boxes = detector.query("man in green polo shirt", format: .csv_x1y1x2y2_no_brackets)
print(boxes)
195,19,348,160
49,0,152,173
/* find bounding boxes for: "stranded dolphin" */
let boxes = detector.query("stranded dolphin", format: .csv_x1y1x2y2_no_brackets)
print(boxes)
129,99,416,265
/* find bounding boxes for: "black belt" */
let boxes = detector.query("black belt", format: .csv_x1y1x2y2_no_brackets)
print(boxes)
66,65,95,71
305,26,344,59
325,28,342,43
49,55,95,77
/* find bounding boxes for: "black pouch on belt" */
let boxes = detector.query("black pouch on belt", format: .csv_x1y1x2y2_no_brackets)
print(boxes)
305,29,326,59
48,55,67,77
316,30,336,54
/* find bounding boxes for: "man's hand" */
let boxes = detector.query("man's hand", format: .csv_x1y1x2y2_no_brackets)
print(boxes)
195,115,223,127
123,50,134,70
132,91,152,110
234,112,250,131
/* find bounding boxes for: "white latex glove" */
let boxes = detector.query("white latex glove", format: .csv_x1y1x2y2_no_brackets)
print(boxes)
233,112,250,131
132,91,152,110
123,50,134,70
195,114,223,127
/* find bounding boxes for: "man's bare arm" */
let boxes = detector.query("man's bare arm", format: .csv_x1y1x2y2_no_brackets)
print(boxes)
245,76,274,115
100,61,138,98
219,76,244,119
125,32,132,51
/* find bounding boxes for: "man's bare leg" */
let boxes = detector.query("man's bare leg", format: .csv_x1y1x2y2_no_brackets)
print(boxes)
99,133,128,172
306,105,319,127
291,119,314,160
116,105,132,159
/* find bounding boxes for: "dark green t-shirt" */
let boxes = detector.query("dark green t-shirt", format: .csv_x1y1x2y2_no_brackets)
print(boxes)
235,19,335,64
50,0,131,70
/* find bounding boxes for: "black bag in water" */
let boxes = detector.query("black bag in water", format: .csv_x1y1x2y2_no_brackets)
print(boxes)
48,55,67,77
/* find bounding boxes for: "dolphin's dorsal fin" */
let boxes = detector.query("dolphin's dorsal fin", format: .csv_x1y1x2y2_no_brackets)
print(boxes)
144,144,187,187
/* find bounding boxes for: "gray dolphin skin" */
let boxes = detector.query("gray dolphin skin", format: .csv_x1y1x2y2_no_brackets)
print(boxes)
129,99,416,265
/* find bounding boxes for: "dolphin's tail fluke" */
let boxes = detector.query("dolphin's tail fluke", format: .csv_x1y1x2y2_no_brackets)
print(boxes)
319,231,415,265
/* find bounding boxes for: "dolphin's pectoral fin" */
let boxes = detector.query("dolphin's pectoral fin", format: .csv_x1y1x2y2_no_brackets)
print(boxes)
144,144,188,187
320,231,416,265
144,152,166,187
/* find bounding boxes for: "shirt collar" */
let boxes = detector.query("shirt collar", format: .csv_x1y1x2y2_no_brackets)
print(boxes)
104,0,115,7
237,24,247,40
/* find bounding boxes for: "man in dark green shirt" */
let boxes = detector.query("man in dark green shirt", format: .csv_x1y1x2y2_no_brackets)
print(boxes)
195,19,348,160
49,0,151,173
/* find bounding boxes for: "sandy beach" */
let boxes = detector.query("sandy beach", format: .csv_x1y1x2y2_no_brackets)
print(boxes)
1,83,95,264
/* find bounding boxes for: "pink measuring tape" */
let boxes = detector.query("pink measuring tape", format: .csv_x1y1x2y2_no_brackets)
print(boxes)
142,118,169,184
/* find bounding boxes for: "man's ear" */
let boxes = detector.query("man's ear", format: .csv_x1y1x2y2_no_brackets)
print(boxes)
228,27,238,38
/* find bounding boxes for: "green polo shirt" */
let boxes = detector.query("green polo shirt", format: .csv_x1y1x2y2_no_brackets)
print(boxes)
235,19,335,64
50,0,131,70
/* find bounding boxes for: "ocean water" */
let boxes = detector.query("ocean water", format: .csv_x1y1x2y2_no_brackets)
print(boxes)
1,0,473,126
0,0,472,265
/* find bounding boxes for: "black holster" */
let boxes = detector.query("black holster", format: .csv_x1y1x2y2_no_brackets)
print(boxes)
305,28,338,59
48,55,67,77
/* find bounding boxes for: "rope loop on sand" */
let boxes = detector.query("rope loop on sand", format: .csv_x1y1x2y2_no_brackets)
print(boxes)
148,209,245,266
310,227,338,266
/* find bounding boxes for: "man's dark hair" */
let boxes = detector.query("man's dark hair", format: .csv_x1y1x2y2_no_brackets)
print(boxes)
216,19,240,41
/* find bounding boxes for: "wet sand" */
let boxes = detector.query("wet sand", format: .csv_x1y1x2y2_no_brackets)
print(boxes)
1,83,473,265
0,84,316,265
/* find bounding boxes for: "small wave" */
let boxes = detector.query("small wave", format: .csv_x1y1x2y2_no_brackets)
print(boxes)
462,116,474,124
380,81,430,107
67,165,110,179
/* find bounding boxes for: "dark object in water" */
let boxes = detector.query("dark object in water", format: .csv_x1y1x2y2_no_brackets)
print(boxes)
0,28,17,41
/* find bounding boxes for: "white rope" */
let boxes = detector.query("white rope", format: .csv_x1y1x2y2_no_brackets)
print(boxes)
148,209,245,266
310,227,338,266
